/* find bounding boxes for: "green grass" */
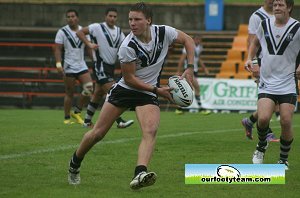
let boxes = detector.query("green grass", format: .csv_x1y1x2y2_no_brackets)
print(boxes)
1,109,300,197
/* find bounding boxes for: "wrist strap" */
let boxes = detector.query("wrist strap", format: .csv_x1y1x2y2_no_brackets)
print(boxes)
187,64,194,69
152,86,157,94
56,62,62,68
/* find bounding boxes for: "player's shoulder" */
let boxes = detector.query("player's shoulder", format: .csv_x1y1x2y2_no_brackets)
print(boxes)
120,32,134,47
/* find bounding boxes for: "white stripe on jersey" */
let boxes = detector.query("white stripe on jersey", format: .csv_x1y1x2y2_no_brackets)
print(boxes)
257,17,300,95
117,25,178,96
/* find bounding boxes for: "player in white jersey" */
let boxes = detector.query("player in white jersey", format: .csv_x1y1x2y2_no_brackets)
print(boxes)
245,0,300,169
241,0,279,142
176,34,210,115
54,9,93,125
76,8,134,129
68,2,195,188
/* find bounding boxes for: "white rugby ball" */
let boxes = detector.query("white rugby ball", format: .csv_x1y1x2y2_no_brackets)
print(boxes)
168,76,193,107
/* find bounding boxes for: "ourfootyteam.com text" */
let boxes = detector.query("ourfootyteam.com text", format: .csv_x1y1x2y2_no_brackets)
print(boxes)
201,177,271,184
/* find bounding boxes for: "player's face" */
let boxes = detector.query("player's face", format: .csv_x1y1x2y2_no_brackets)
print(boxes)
129,11,151,36
273,0,290,20
105,11,117,28
66,12,79,27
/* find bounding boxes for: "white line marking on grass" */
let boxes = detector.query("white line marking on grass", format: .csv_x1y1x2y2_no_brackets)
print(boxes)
0,125,297,160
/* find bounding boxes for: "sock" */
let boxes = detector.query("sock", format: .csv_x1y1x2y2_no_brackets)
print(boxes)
84,102,99,124
65,115,71,120
116,117,124,124
70,151,84,170
249,114,257,124
74,106,82,114
134,165,147,177
279,137,293,162
256,125,269,152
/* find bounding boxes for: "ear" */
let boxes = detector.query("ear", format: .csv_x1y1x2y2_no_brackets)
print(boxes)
147,18,152,25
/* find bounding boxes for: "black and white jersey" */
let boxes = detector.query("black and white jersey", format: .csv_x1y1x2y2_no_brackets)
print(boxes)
89,22,125,65
182,44,204,72
117,25,178,96
248,7,273,59
256,17,300,95
55,25,89,73
248,7,273,35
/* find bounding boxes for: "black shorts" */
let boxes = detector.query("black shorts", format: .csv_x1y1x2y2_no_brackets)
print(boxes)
258,93,297,105
107,84,159,110
65,70,89,79
93,61,115,85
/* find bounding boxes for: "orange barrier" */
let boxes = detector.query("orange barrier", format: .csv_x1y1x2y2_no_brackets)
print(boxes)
0,42,54,47
215,61,239,79
232,36,247,52
237,24,248,37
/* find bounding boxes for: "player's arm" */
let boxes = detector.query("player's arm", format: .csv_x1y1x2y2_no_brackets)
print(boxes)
76,27,98,50
54,43,64,74
176,51,186,76
174,30,195,85
247,34,256,50
245,35,260,72
199,58,209,75
121,62,173,101
296,64,300,79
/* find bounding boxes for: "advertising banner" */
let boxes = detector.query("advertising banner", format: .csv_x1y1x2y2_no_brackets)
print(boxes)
197,78,258,111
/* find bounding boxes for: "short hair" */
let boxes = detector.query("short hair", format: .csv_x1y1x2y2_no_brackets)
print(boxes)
66,9,79,17
105,7,117,15
130,2,153,24
285,0,294,14
274,0,294,14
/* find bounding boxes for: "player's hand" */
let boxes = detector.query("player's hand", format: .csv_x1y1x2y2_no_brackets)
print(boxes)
157,87,174,103
88,43,98,50
205,68,209,75
251,64,260,78
180,67,194,87
244,59,253,72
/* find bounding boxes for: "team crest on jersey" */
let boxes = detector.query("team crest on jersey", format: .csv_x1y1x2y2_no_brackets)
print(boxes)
286,33,294,41
137,52,145,59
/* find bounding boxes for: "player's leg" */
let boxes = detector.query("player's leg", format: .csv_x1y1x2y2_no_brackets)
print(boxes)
68,102,125,184
277,94,297,170
83,83,104,127
130,104,159,190
63,75,76,124
252,95,275,164
71,71,93,124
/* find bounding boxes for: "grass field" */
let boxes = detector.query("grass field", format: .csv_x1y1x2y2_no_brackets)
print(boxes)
1,109,300,197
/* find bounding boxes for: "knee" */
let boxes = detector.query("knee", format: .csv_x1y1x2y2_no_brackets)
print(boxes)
143,127,158,139
258,117,269,128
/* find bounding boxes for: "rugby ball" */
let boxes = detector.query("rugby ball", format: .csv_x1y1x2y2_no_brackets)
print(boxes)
168,76,193,107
